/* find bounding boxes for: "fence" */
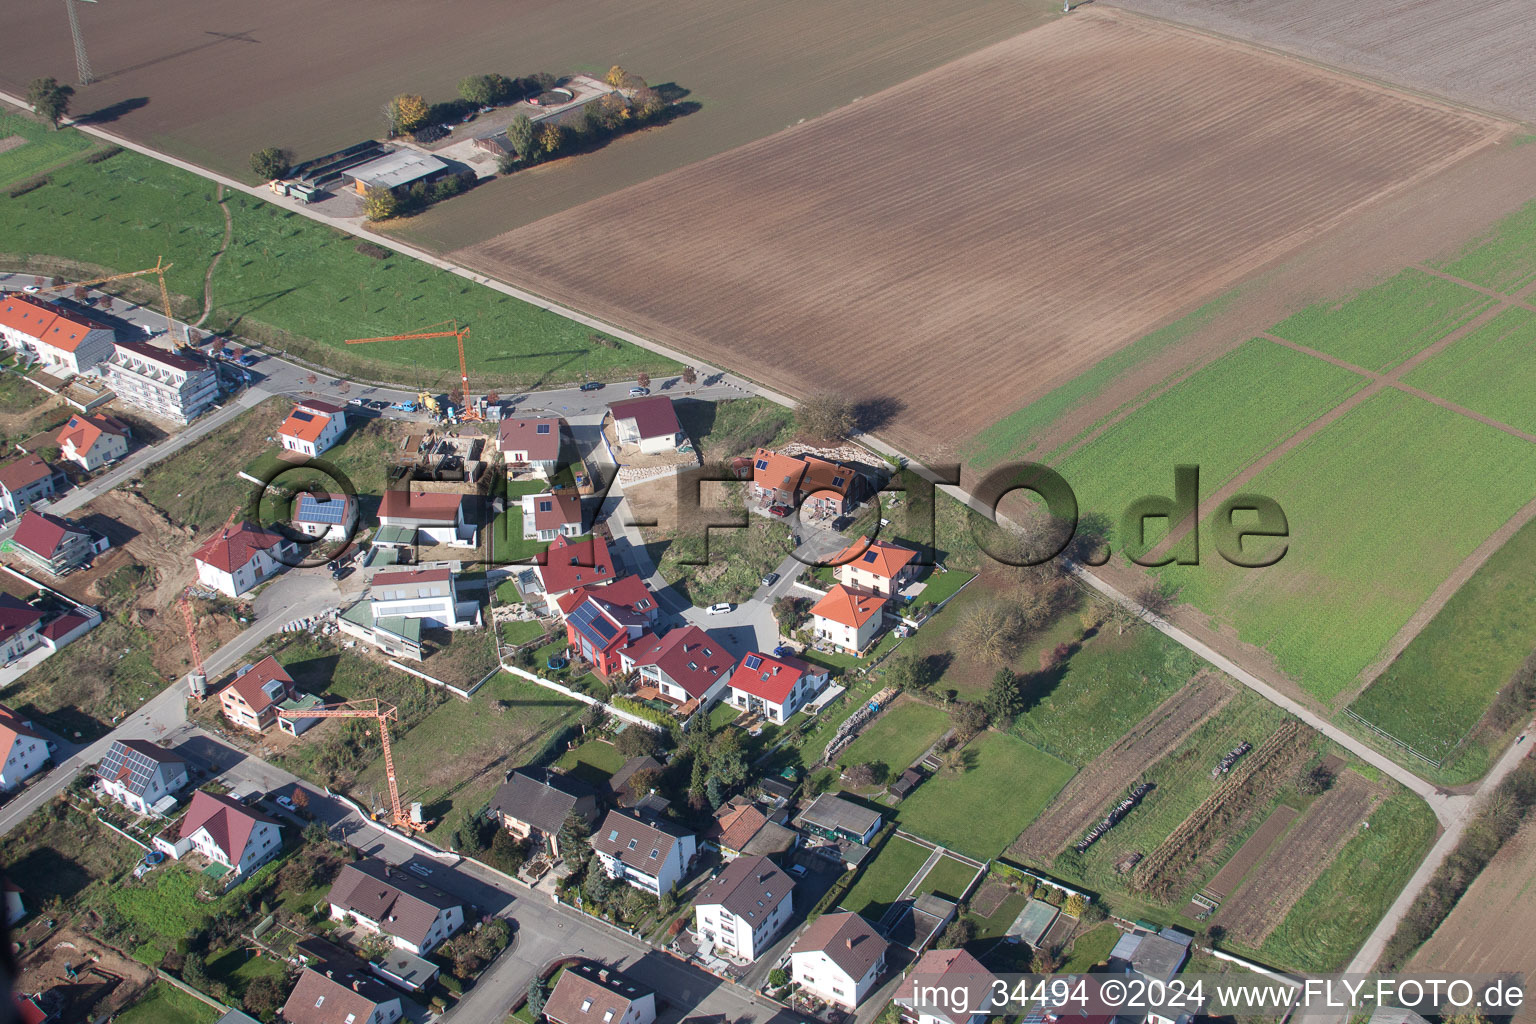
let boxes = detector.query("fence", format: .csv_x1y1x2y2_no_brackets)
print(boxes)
501,662,664,732
1340,708,1443,768
388,658,496,700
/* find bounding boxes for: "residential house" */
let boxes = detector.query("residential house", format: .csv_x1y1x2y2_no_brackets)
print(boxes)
281,964,403,1024
166,790,282,877
726,650,829,723
561,579,659,678
193,521,294,598
810,584,886,655
608,396,684,454
894,948,1000,1024
0,705,50,791
750,448,867,517
499,416,566,478
790,911,889,1010
607,755,664,808
591,809,697,895
56,412,130,471
693,855,795,962
104,340,219,424
0,595,43,665
625,625,734,718
220,656,298,732
522,490,585,541
833,539,920,597
794,793,881,845
37,606,99,654
488,766,600,859
544,962,657,1024
328,858,465,955
711,799,796,861
278,399,348,457
534,534,625,614
96,739,188,816
367,568,479,629
9,509,109,575
0,455,68,518
377,490,477,548
0,293,115,374
292,492,357,542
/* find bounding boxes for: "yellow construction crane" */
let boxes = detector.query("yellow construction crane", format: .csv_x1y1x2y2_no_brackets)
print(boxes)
345,320,479,421
39,256,187,347
276,698,430,833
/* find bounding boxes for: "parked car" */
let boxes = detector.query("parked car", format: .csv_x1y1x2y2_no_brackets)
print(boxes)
707,603,732,615
761,572,779,587
276,795,296,812
629,386,650,397
22,285,40,293
773,645,794,659
407,863,434,878
348,398,365,407
769,505,791,517
238,353,260,366
579,381,604,392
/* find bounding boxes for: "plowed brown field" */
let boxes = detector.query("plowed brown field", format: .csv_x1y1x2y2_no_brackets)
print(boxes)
455,8,1505,461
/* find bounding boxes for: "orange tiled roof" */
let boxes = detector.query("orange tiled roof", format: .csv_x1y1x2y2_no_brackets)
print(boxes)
834,538,917,579
811,584,885,629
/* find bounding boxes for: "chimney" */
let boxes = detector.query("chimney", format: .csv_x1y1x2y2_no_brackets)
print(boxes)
353,980,361,992
598,968,610,983
845,937,854,949
325,969,334,979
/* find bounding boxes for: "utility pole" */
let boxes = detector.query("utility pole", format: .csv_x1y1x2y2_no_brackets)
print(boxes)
64,0,98,85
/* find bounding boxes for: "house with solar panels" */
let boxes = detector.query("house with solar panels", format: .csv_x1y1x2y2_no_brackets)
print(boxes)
561,579,659,678
278,399,347,457
291,491,357,542
498,416,567,479
726,651,829,724
832,539,921,598
96,738,189,816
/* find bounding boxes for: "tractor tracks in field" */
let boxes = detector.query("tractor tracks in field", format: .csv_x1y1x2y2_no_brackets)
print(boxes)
193,182,233,330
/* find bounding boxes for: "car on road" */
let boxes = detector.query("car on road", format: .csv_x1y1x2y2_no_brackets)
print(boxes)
276,795,296,812
708,602,733,615
579,381,604,392
773,644,794,659
22,285,40,293
629,386,650,396
238,353,260,366
348,398,365,407
761,572,779,587
768,505,792,517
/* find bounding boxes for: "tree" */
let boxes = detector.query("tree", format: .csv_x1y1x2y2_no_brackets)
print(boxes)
1135,580,1177,619
1065,892,1087,917
768,967,789,989
539,122,564,155
681,366,697,385
527,977,549,1020
883,651,932,693
957,600,1025,665
1297,763,1333,796
627,765,662,799
607,65,629,88
489,829,527,874
688,754,708,810
937,745,970,775
243,973,286,1018
27,78,73,129
637,372,650,388
938,916,975,949
291,787,309,813
709,728,747,786
951,701,989,741
773,596,806,632
843,762,881,788
249,146,291,180
984,668,1022,724
363,186,399,222
459,74,495,106
384,93,430,134
557,811,591,869
302,820,330,846
615,726,660,758
795,393,855,444
705,773,724,809
507,114,536,159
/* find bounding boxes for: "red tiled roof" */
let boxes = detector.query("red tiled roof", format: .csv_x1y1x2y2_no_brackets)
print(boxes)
57,413,129,458
896,948,996,1024
0,294,109,352
372,567,451,586
544,963,652,1024
11,509,80,559
279,405,333,443
0,594,42,644
608,395,681,440
282,964,396,1024
629,625,733,699
39,612,89,641
378,489,464,524
811,585,885,629
530,490,582,532
0,454,56,493
555,575,655,618
177,789,278,863
727,650,817,704
0,704,43,767
193,521,285,573
499,416,564,461
714,802,769,852
112,338,206,372
799,453,858,497
794,911,888,982
225,655,294,714
751,448,806,495
536,534,622,595
834,538,917,579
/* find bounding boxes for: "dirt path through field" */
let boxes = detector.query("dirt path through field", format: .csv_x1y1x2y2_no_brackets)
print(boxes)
1009,675,1233,861
194,182,232,329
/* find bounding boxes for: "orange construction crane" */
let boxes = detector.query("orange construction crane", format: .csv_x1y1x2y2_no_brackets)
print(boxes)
178,589,208,702
39,256,187,347
277,698,428,832
344,320,479,420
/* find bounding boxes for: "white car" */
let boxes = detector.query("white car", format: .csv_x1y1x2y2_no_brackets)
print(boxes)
707,602,732,615
629,386,651,397
275,795,296,812
22,285,40,293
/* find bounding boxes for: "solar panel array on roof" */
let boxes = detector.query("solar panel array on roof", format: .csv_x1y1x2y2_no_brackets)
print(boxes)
862,551,879,563
98,741,164,797
296,494,348,524
743,654,762,670
291,410,314,422
536,423,551,434
570,602,620,647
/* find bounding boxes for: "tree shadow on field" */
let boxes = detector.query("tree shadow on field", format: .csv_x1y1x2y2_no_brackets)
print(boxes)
854,395,905,434
74,97,148,125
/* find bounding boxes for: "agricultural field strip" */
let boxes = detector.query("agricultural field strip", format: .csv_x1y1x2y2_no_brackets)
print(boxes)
1217,772,1385,944
1201,804,1299,901
1009,678,1234,860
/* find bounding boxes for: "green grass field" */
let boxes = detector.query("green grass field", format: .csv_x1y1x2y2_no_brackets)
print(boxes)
838,700,950,774
0,147,677,390
896,731,1074,860
1403,307,1536,435
138,397,287,527
1347,515,1536,777
0,111,95,186
1431,198,1536,294
113,982,218,1024
1060,922,1120,973
1163,390,1536,702
1055,339,1364,547
840,834,930,922
1256,788,1437,972
1268,268,1492,371
915,854,980,902
555,736,627,786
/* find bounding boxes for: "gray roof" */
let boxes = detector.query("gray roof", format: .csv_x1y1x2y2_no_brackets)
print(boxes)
1129,932,1188,982
348,148,448,190
328,858,461,948
490,766,597,834
696,855,794,924
372,948,439,990
739,819,798,858
796,792,881,835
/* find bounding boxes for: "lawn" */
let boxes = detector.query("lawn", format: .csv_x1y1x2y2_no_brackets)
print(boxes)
1403,307,1536,435
896,731,1075,860
246,413,405,502
840,834,931,922
0,147,678,390
555,736,626,787
1163,389,1536,703
4,612,164,740
1268,268,1493,371
1060,921,1121,973
915,855,980,903
139,397,288,528
1255,789,1437,972
0,110,95,186
1432,197,1536,294
502,618,548,647
967,881,1029,941
0,808,142,907
674,396,794,462
113,982,218,1024
1054,338,1365,548
1346,514,1536,778
838,699,951,774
